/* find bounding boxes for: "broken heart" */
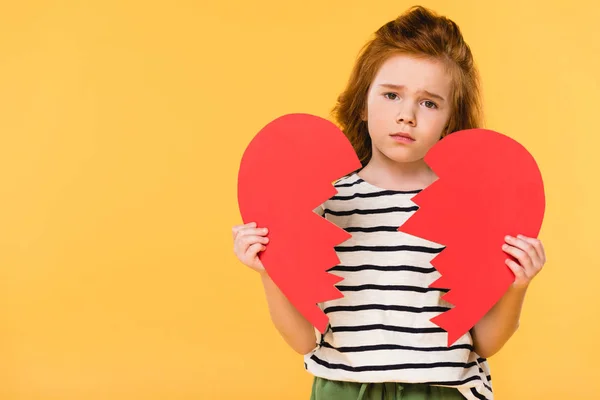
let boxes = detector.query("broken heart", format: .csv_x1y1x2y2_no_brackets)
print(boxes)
237,116,545,342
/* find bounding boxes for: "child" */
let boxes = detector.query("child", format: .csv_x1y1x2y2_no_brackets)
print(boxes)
232,6,546,400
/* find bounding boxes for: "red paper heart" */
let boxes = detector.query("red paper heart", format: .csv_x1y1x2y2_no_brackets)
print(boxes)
398,128,545,346
237,113,362,333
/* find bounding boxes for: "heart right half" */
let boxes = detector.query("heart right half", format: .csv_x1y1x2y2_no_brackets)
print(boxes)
398,128,546,346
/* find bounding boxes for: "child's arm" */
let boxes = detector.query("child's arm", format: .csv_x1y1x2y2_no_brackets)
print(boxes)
233,222,318,354
471,234,546,358
259,270,318,355
470,285,527,358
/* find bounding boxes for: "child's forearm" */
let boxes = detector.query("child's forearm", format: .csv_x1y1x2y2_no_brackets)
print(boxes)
470,285,528,358
260,271,318,355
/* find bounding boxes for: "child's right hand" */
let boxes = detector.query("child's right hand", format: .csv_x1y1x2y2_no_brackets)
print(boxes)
232,222,269,273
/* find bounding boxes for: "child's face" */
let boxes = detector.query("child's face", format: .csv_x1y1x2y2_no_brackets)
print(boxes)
364,54,453,164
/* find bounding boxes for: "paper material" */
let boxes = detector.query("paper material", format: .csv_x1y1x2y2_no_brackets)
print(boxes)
398,128,545,346
237,113,362,333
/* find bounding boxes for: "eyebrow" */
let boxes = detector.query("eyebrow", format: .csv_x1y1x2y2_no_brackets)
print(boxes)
378,84,446,102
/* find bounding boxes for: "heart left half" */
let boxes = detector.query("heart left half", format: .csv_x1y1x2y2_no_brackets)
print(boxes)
237,113,363,333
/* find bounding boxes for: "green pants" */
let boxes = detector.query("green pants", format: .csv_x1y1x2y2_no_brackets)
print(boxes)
310,377,465,400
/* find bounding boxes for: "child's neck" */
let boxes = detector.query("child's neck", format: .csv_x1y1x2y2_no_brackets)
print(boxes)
358,158,437,191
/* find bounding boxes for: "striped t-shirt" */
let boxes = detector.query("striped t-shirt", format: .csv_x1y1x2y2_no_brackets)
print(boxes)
303,172,493,400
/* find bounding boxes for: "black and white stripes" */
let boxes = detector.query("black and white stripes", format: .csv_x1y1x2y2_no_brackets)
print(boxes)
304,173,494,400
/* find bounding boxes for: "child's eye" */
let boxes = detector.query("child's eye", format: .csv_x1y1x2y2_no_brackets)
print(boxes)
384,92,398,100
422,100,438,109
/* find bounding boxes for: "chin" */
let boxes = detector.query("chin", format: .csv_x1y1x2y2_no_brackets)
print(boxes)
383,148,424,164
392,156,422,164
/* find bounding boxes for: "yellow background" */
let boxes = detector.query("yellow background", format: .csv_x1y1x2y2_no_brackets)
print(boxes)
0,1,598,399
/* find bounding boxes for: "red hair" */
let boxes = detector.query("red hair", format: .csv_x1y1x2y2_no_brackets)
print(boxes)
331,5,485,168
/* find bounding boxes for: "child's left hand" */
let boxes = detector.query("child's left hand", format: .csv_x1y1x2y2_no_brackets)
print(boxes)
502,235,546,289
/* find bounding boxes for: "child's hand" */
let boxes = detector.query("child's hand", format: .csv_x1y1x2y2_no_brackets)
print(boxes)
502,235,546,289
232,222,269,274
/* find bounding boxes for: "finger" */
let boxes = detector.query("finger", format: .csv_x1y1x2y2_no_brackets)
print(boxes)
238,235,270,252
518,235,546,264
236,227,269,240
248,242,266,257
502,244,534,275
247,243,267,268
506,258,528,283
232,222,257,239
234,227,268,240
235,240,265,263
506,235,540,266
